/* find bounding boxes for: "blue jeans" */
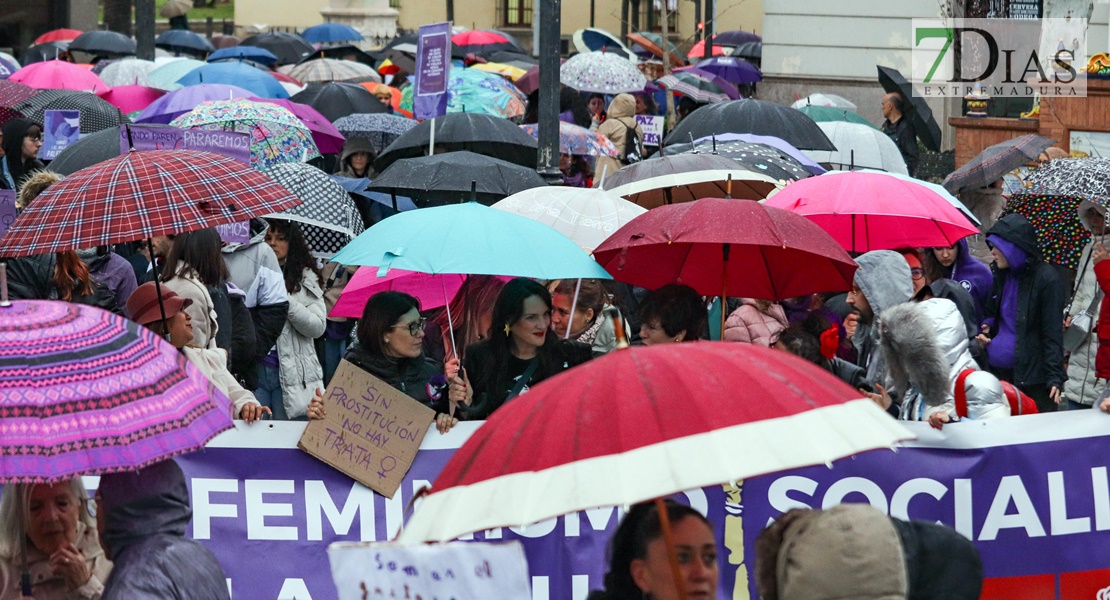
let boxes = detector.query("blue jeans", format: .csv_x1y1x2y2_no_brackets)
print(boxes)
254,364,288,421
323,337,348,387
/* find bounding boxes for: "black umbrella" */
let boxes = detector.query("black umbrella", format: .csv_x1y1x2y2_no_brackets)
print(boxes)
659,139,813,181
241,32,313,66
368,151,548,206
155,30,216,55
664,99,836,151
375,113,538,172
380,50,417,78
877,66,943,152
730,41,762,60
943,134,1056,194
69,31,137,58
15,89,129,135
382,33,419,53
486,50,537,65
46,127,121,175
290,82,386,122
21,42,70,65
299,45,377,68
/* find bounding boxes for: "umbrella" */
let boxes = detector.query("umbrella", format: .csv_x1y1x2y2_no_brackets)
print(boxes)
452,30,518,56
44,127,123,175
491,187,646,252
155,30,216,55
241,31,314,66
9,60,109,92
0,300,233,483
519,121,618,157
301,23,364,44
730,40,762,60
486,50,536,66
0,80,39,107
98,58,158,87
291,81,385,122
176,62,290,99
34,29,83,45
368,151,547,207
860,170,979,227
256,97,345,154
160,0,192,18
96,84,166,115
399,67,527,119
877,65,942,152
171,98,320,169
626,31,684,67
331,201,611,281
657,71,735,104
672,66,742,100
333,174,418,213
693,132,826,175
1000,193,1089,270
0,56,16,80
21,42,70,66
665,98,837,151
15,89,128,134
571,28,636,60
601,154,782,208
146,58,206,90
301,44,377,67
764,170,979,252
0,149,302,256
330,270,467,319
135,83,256,124
1022,157,1110,204
693,56,761,85
69,30,136,58
289,58,380,83
791,93,856,111
560,51,646,94
207,46,279,66
795,104,876,129
378,50,416,78
376,112,538,172
942,134,1056,194
803,121,908,174
332,112,417,153
713,30,762,46
397,342,910,544
469,62,528,81
262,162,365,257
663,138,815,182
211,35,242,49
686,38,729,59
512,59,565,96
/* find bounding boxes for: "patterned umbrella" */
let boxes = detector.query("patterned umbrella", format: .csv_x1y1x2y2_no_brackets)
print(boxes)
662,139,815,182
256,98,345,154
0,149,302,256
135,83,256,124
795,104,877,129
262,162,365,258
657,72,734,104
176,62,290,99
171,98,321,170
1013,157,1110,203
146,58,206,91
559,51,646,94
332,113,418,153
1001,194,1089,270
98,58,158,87
399,67,527,119
0,80,38,107
289,58,381,84
14,89,129,134
0,301,233,484
943,135,1056,194
10,60,109,92
520,121,618,157
491,186,646,252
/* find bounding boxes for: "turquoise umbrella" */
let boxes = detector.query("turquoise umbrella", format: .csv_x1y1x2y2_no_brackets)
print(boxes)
330,202,612,280
146,58,205,91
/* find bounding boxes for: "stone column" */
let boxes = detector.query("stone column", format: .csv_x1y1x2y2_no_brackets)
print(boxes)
320,0,398,48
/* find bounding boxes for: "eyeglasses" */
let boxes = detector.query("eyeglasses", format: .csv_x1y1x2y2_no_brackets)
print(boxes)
911,267,924,280
390,317,427,336
25,134,42,142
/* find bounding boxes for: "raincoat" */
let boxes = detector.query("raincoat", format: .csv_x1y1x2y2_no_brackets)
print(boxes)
593,94,642,185
1064,201,1106,406
273,268,326,419
77,249,138,317
0,522,112,600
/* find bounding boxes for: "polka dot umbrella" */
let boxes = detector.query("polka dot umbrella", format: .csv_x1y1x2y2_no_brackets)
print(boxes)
14,89,129,134
559,51,646,94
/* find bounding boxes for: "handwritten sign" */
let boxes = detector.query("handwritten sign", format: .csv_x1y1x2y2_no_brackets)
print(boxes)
215,221,250,244
328,541,532,600
635,115,664,146
40,110,81,160
299,359,435,498
120,124,251,165
0,191,17,240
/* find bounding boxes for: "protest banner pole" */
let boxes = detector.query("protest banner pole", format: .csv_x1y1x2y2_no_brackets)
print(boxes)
536,0,563,185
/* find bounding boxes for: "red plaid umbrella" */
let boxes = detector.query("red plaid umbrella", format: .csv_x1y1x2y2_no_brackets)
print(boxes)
0,149,302,257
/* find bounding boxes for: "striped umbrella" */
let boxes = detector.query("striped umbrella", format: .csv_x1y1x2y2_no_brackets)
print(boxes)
657,71,734,104
289,58,382,84
171,98,321,170
0,301,233,484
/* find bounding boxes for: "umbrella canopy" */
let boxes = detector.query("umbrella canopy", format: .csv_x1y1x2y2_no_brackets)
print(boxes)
601,154,782,208
0,150,302,256
211,35,241,49
803,121,908,174
289,58,380,83
560,51,646,94
367,151,547,207
15,89,128,134
0,80,39,107
333,174,418,213
156,29,216,55
765,170,979,252
135,83,256,124
791,93,856,111
693,56,761,84
241,31,314,66
572,28,636,60
207,46,279,66
452,30,518,56
331,201,611,281
399,67,527,119
714,30,762,46
730,40,762,60
69,30,136,58
0,56,16,80
160,0,192,18
98,58,157,87
262,162,365,257
877,65,942,152
96,84,166,115
0,301,234,484
34,29,83,45
943,134,1057,194
491,187,646,252
869,170,979,227
1000,193,1088,270
513,59,566,96
146,57,206,90
469,61,528,81
376,112,538,172
171,98,320,169
795,104,876,129
301,23,364,44
626,31,683,67
21,42,70,66
303,44,376,67
332,112,417,153
44,126,123,175
256,97,345,154
672,66,742,100
10,60,109,92
665,98,837,151
662,138,816,182
1023,157,1110,204
398,342,910,543
291,81,386,122
657,71,735,104
331,270,467,319
176,62,290,99
519,121,618,157
693,132,825,175
686,38,729,59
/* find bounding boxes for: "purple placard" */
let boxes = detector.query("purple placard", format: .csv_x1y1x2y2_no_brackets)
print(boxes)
40,110,81,160
414,22,451,120
120,124,251,165
0,190,17,240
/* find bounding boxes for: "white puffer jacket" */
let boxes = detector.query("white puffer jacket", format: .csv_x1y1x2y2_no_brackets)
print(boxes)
275,268,326,418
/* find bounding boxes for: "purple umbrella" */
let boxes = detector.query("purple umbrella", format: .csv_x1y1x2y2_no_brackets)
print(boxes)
694,132,825,175
672,66,741,99
694,56,762,84
713,30,762,46
257,97,345,154
135,83,256,124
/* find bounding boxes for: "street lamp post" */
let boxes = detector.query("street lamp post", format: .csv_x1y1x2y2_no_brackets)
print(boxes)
135,0,156,60
536,0,562,185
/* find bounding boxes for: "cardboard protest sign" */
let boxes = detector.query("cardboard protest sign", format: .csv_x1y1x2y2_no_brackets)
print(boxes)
299,359,435,498
635,115,664,146
328,541,532,600
120,124,252,164
40,110,81,160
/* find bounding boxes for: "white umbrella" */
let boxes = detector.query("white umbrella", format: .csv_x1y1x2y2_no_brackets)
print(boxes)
803,121,908,174
99,58,157,87
606,168,783,208
791,93,857,111
491,187,646,253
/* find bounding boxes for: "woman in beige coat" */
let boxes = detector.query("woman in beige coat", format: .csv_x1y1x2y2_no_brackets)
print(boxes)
593,94,643,186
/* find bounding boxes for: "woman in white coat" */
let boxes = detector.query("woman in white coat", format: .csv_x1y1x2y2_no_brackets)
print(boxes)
1063,201,1107,410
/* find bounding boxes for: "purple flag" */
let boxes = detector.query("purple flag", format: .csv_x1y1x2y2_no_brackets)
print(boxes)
414,22,451,120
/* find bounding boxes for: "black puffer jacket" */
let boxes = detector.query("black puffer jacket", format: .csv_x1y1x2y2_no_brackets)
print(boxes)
344,342,446,409
5,254,122,314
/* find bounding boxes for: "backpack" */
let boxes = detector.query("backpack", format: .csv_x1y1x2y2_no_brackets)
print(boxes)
620,121,643,165
955,369,1038,417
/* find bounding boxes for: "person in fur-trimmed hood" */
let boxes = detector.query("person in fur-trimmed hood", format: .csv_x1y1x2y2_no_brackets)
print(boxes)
846,250,915,395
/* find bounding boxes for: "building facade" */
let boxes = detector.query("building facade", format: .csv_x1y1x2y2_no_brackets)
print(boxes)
0,0,97,55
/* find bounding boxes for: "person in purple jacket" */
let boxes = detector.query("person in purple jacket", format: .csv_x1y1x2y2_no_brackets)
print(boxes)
924,237,993,321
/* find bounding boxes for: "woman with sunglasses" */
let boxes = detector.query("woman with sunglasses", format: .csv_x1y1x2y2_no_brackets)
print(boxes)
0,119,45,191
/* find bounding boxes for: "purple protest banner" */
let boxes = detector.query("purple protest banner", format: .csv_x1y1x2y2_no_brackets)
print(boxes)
0,190,17,240
414,22,451,120
40,110,81,160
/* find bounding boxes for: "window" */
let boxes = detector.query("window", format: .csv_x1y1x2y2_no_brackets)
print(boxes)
501,0,533,27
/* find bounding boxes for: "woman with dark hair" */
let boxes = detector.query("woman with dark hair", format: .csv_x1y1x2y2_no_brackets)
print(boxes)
258,219,326,420
586,500,718,600
922,238,992,319
559,153,594,188
425,275,507,364
774,313,871,391
637,284,706,345
523,87,593,128
0,118,44,190
161,228,233,352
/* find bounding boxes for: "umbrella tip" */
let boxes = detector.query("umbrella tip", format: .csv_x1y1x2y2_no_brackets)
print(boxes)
0,262,10,308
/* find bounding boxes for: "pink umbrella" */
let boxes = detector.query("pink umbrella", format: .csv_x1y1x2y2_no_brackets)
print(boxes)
10,60,110,92
256,97,344,154
97,84,167,114
764,171,980,252
330,269,467,319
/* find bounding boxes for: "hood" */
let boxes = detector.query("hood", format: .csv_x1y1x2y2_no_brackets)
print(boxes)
880,298,973,407
98,459,192,558
221,217,269,254
891,518,983,599
1078,200,1106,235
340,136,376,163
986,234,1029,272
854,250,914,319
986,213,1041,261
16,170,60,210
607,93,636,120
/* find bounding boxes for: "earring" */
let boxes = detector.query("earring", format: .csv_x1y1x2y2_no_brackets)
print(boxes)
384,337,390,344
504,323,511,336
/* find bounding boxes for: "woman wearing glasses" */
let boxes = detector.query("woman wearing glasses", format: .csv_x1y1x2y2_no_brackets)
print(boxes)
0,119,45,191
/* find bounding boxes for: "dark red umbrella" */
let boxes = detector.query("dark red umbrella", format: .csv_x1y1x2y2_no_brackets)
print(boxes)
0,80,39,107
267,70,302,86
514,59,566,96
0,150,302,257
